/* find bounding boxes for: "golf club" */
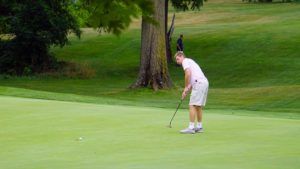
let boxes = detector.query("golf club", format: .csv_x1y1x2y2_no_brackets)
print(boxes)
167,99,183,128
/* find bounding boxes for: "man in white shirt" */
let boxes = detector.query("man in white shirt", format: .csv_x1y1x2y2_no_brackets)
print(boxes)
175,51,209,134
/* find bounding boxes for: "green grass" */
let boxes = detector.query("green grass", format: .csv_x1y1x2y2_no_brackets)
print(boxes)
0,96,299,169
0,84,299,117
1,1,299,115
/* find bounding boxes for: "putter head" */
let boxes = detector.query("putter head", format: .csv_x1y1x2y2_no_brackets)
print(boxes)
167,124,172,128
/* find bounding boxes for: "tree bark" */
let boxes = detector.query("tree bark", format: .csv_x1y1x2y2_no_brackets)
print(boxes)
167,13,176,63
165,0,171,64
131,0,172,90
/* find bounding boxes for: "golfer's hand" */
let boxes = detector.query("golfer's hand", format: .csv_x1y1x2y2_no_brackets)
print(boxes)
181,87,189,100
181,91,187,100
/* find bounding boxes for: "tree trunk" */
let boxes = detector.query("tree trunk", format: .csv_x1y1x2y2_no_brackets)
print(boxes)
131,0,172,90
165,0,172,64
167,13,176,64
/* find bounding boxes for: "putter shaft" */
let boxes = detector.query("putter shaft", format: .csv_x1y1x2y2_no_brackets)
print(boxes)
168,99,183,127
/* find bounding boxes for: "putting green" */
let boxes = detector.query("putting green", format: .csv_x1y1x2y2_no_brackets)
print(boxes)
0,96,299,169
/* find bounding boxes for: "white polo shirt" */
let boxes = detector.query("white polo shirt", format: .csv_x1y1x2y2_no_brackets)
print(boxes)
182,58,208,85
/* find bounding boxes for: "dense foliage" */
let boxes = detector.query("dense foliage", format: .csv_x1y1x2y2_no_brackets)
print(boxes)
80,0,154,35
0,0,81,75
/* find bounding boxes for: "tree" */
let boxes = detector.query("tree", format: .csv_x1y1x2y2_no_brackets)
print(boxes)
131,0,204,90
166,0,204,63
71,0,202,90
80,0,154,35
0,0,81,75
77,0,203,90
131,0,171,90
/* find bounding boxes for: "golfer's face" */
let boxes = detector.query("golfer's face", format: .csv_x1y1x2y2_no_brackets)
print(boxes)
176,56,183,65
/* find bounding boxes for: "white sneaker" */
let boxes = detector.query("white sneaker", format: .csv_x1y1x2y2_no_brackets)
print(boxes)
195,128,204,133
180,128,195,134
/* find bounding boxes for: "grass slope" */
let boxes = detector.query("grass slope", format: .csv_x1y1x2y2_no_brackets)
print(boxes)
0,85,299,118
0,1,299,113
0,96,299,169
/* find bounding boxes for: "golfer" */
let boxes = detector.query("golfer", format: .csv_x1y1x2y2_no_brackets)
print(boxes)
175,51,209,134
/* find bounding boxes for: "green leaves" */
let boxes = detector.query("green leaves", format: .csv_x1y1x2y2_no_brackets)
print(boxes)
1,0,81,45
0,0,81,74
81,0,154,35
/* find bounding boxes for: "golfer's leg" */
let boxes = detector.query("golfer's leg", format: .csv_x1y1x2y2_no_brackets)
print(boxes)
189,105,197,123
195,106,203,131
196,106,202,123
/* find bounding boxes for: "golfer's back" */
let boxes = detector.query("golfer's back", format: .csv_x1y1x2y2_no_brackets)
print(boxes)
182,58,208,84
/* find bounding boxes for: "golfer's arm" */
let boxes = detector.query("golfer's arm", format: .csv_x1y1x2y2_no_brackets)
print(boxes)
184,68,192,90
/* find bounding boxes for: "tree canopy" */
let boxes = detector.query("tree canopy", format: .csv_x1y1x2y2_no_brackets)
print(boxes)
0,0,81,75
79,0,154,35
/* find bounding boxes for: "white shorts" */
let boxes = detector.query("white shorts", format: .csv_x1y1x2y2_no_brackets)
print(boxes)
189,81,209,106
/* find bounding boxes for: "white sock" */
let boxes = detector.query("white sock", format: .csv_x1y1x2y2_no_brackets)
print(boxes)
197,122,202,129
189,122,195,129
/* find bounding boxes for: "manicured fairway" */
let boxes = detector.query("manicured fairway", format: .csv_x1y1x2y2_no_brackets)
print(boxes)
0,96,299,169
